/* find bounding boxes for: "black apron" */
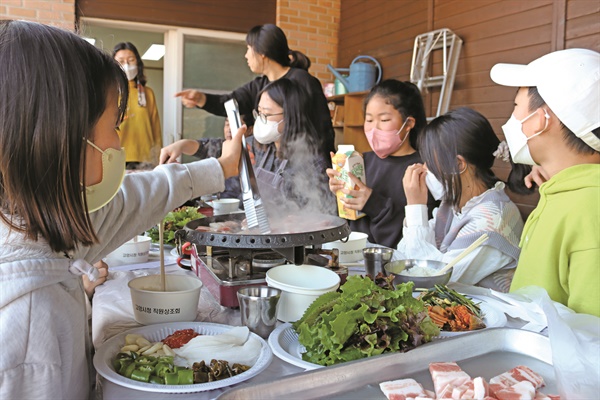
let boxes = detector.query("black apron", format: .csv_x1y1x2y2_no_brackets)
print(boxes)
254,146,288,205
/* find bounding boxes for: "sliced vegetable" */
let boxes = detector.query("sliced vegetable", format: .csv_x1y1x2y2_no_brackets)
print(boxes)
149,375,165,385
130,369,151,383
164,372,179,385
177,369,194,385
123,362,136,379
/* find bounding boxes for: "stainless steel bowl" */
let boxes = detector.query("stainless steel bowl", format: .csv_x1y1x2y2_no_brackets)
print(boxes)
385,259,452,289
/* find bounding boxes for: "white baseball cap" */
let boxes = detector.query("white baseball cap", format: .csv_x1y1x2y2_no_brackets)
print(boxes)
490,48,600,151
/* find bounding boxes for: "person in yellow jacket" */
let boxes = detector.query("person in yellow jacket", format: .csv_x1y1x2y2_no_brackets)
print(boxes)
113,42,162,168
491,49,600,316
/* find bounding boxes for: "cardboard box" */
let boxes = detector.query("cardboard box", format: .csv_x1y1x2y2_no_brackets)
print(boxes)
331,145,366,220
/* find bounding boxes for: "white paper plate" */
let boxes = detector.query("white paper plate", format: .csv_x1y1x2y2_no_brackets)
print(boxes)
268,323,322,370
94,322,273,393
268,298,507,369
268,323,451,371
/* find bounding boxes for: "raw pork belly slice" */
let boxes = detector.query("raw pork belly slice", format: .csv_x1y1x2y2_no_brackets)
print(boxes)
429,362,472,397
492,380,536,400
379,378,433,400
454,376,489,399
490,365,545,389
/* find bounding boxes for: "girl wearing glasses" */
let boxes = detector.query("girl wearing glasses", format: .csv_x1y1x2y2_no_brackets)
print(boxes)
327,79,437,248
251,79,334,213
174,24,335,159
162,79,334,213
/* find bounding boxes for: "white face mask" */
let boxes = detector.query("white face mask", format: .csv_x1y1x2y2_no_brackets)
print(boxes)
253,119,283,144
501,109,549,165
121,64,138,81
425,170,444,201
84,140,126,212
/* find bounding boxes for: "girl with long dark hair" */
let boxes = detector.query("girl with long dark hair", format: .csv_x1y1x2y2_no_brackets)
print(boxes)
112,42,162,168
397,107,524,291
0,20,242,398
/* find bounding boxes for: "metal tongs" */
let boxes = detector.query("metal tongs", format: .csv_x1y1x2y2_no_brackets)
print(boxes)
224,99,271,234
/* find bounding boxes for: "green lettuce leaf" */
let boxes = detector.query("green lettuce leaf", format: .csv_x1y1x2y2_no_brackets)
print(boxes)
293,275,440,366
147,206,205,245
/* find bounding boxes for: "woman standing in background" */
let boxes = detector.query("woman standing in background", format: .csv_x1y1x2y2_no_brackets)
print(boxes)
113,42,162,169
176,24,335,160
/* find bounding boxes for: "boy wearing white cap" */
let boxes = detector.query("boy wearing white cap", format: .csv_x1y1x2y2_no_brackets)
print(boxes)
490,48,600,316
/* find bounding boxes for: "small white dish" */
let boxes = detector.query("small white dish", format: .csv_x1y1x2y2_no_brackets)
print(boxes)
208,198,240,215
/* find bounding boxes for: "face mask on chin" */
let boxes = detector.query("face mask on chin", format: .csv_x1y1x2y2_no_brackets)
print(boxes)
83,140,126,213
121,64,138,81
365,118,409,159
253,119,283,144
501,109,549,165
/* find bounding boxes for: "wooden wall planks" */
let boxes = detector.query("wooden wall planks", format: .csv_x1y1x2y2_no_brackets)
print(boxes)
337,0,599,219
77,0,276,33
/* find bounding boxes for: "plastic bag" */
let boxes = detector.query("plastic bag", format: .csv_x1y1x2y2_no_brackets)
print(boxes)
512,286,600,398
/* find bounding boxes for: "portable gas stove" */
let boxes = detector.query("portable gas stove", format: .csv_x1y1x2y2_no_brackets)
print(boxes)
177,213,351,308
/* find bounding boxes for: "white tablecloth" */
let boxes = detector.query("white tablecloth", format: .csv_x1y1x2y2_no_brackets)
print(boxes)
91,255,541,400
91,254,304,400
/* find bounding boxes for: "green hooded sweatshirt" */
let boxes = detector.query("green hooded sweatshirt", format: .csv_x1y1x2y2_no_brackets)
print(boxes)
511,164,600,316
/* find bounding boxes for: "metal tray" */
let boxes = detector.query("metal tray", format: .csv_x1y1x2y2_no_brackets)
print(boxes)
217,328,556,399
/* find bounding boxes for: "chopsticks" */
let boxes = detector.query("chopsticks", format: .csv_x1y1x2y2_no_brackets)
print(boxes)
438,233,489,275
159,219,166,291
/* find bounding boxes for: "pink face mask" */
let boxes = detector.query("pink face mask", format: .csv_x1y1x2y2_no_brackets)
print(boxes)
365,118,409,159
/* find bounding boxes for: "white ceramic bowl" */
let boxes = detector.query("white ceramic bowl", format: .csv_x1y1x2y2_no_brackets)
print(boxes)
105,235,152,265
210,198,241,215
266,264,340,323
128,275,202,325
321,231,368,263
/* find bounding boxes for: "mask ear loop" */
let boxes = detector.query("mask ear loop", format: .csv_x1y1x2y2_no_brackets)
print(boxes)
526,108,550,142
395,117,411,148
86,139,105,154
456,155,468,175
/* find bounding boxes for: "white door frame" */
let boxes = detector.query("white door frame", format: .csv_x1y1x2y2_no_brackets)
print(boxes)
80,17,246,145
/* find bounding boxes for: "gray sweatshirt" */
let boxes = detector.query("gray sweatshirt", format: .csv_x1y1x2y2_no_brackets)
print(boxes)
0,159,224,400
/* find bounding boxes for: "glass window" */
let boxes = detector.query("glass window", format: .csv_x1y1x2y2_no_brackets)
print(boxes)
182,36,256,145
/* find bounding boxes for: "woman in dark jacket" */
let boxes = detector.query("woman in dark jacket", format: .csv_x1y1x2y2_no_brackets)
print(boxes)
176,24,335,160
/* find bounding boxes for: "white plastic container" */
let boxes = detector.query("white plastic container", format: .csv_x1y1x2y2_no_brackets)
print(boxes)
105,235,152,265
266,265,340,323
321,231,368,263
209,198,241,215
128,274,202,325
